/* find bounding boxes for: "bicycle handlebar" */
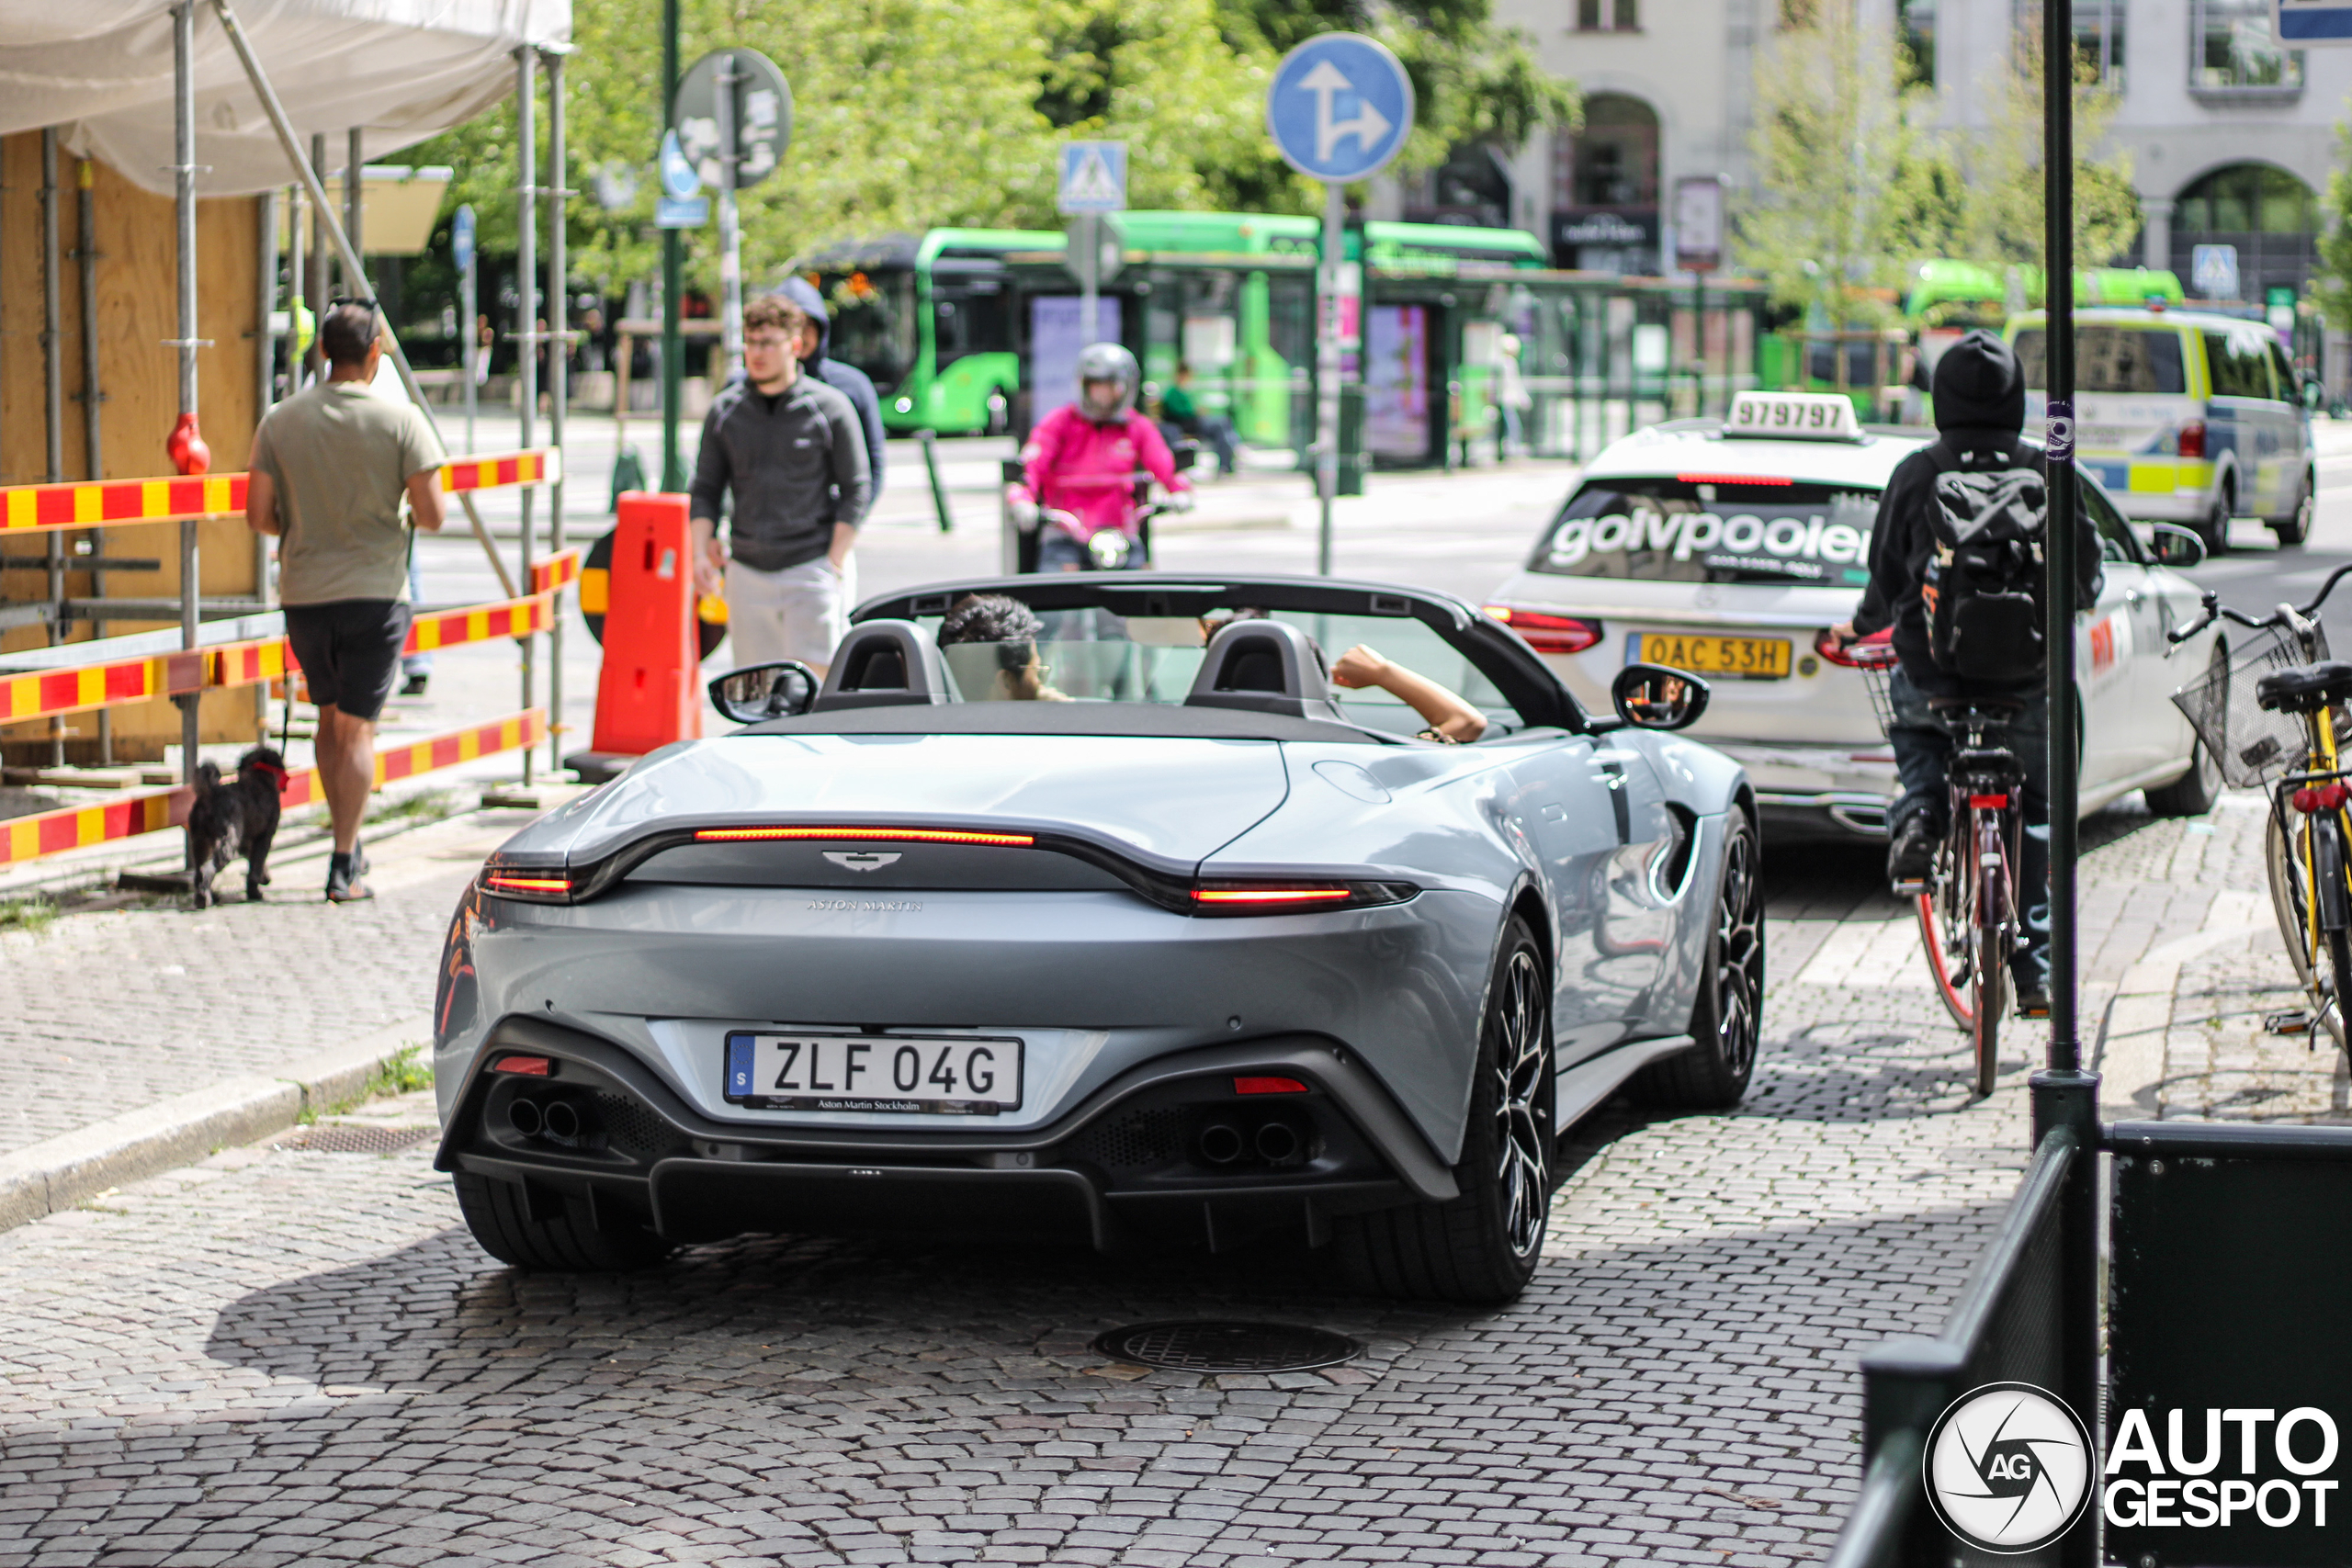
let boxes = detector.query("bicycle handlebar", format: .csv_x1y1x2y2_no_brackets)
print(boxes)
2167,561,2352,645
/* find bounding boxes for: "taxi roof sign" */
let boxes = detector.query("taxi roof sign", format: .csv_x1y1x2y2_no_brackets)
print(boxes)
1725,391,1864,441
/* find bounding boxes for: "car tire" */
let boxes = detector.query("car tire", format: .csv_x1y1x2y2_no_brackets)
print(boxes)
453,1170,674,1272
1632,808,1764,1109
2145,646,2225,817
2199,480,2233,557
2268,468,2315,547
1334,916,1554,1305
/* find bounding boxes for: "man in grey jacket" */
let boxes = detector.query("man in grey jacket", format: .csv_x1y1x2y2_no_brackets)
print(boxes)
690,294,871,675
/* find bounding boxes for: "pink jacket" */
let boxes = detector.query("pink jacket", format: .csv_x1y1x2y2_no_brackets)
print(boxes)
1014,405,1187,543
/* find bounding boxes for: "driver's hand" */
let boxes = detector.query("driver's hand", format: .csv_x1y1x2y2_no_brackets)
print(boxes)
1164,487,1196,513
1008,493,1040,533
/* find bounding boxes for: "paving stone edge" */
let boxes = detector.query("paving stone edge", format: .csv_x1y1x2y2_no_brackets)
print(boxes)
0,1016,433,1234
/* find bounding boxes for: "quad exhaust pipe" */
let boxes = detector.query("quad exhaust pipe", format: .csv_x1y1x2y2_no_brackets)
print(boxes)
1195,1118,1307,1167
507,1098,543,1137
1198,1122,1244,1165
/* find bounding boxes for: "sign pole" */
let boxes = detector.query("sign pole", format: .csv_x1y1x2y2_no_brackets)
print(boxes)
660,0,684,490
457,208,478,455
1317,182,1342,575
1264,32,1412,579
2043,0,2080,1077
1079,214,1098,344
715,51,742,383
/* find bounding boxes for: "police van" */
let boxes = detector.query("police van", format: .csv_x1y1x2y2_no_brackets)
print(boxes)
1483,391,2226,840
2009,307,2314,554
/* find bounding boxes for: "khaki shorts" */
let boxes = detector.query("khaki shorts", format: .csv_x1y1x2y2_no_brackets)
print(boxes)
724,556,854,673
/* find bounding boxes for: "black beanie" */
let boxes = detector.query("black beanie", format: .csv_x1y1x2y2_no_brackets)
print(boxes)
1932,328,2026,434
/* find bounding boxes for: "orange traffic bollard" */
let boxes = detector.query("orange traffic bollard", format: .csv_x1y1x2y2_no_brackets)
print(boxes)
578,491,703,775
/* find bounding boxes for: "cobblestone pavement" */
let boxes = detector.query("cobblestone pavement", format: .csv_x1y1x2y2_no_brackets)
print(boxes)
0,811,525,1156
0,798,2326,1566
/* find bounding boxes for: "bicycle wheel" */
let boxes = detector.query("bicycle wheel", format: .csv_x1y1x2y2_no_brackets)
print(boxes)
1916,821,1976,1032
2266,803,2320,995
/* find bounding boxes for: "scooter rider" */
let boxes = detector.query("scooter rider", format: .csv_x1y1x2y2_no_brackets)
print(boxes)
1006,344,1192,570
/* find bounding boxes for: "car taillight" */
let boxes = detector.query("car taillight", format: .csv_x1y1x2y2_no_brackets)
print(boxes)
1189,880,1417,915
1485,605,1602,655
1815,626,1897,669
478,869,575,903
694,826,1035,846
2177,420,2206,459
493,1055,552,1076
2294,781,2348,813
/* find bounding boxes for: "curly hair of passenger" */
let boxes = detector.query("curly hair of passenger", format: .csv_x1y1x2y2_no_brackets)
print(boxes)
940,593,1046,673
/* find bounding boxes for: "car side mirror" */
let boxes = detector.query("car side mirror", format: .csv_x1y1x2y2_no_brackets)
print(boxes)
708,660,819,725
1611,663,1710,731
2147,524,2207,570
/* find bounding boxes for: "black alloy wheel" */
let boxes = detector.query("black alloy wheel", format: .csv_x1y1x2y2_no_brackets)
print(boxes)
2201,480,2234,557
1635,810,1764,1108
1335,917,1555,1304
2271,468,2315,547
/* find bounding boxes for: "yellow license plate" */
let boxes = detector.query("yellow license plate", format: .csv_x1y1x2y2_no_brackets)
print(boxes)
1628,632,1792,680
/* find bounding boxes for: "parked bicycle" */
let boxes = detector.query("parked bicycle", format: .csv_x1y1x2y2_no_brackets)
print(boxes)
1851,628,2027,1097
2168,561,2352,1047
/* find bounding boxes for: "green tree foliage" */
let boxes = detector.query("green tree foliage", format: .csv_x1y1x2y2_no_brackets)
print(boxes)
1739,0,1920,328
1740,0,2139,323
401,0,1576,299
1960,23,2140,274
2315,118,2352,329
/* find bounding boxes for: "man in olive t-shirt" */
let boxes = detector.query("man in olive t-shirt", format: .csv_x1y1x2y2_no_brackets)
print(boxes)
246,301,446,902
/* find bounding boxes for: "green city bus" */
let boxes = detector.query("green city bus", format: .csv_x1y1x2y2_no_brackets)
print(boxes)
800,214,1548,436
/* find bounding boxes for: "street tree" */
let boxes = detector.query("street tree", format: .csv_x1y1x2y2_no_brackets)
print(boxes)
1959,18,2140,276
2312,118,2352,331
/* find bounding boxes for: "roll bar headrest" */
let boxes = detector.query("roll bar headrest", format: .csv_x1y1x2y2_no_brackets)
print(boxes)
811,620,955,711
1183,617,1335,718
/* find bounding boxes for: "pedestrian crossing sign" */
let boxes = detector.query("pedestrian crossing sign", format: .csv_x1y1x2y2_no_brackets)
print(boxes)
1057,141,1127,215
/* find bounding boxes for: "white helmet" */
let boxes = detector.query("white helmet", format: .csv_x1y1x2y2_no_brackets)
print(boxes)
1074,342,1139,421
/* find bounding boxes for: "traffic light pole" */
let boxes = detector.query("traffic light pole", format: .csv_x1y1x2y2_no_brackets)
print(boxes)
661,0,684,491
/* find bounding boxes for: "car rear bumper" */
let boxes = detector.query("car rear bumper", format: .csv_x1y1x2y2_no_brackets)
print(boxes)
437,1016,1458,1254
1714,739,1898,838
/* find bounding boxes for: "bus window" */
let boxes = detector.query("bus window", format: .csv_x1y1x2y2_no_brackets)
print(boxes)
935,279,1011,369
816,268,918,392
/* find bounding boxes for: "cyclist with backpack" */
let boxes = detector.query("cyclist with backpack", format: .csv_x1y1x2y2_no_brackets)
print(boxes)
1834,330,2101,1017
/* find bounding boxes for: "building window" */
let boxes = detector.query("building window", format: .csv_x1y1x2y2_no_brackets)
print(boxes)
1550,93,1661,273
2170,163,2318,304
2012,0,2124,86
2191,0,2301,91
1576,0,1640,31
1898,0,1937,85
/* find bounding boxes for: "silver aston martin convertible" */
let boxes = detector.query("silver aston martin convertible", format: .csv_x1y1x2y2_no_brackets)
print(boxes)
433,574,1760,1303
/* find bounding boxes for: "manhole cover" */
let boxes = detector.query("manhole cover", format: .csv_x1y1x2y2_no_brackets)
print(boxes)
1092,1321,1361,1373
290,1123,437,1155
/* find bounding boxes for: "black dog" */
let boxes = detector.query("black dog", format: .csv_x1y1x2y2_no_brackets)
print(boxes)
187,746,287,908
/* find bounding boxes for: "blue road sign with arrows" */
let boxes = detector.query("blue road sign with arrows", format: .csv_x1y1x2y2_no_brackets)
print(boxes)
1265,33,1414,184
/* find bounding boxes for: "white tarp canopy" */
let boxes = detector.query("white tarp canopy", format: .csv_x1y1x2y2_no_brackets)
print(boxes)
0,0,570,197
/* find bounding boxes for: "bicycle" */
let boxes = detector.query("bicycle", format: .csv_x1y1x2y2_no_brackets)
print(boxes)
2167,561,2352,1048
1851,631,2028,1098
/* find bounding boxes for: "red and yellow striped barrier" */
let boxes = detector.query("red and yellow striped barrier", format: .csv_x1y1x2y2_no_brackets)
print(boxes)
0,708,547,867
532,547,582,595
0,448,560,537
404,593,553,655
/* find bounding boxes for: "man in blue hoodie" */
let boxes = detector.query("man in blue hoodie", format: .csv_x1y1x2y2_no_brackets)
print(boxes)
779,276,886,495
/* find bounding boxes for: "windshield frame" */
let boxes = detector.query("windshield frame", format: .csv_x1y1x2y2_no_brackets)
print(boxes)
853,574,1584,732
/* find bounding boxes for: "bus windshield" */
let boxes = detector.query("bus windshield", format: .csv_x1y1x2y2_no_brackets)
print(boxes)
813,267,918,393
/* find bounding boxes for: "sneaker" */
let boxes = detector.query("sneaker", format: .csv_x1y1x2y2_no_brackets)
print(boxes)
400,673,430,697
1886,814,1937,885
2015,982,2051,1020
325,851,374,903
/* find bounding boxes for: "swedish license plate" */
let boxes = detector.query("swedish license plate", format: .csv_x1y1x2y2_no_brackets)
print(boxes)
723,1032,1022,1113
1627,632,1792,680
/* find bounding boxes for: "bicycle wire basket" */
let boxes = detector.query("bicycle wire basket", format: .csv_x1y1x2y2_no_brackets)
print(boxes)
2170,621,2332,789
1852,640,1901,739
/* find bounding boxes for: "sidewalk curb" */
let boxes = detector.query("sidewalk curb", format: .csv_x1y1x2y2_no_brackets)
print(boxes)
0,1017,433,1234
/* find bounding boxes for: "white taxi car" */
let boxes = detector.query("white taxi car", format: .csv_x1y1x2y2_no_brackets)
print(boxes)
1483,391,2227,841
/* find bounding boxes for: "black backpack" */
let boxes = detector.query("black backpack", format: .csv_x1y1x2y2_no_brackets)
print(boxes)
1924,441,2048,684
